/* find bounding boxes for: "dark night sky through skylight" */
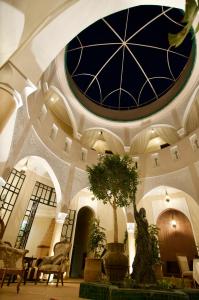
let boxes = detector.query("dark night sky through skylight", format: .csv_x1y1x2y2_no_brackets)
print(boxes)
65,5,193,115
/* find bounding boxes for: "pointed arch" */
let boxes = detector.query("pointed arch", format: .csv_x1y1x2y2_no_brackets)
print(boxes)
15,155,62,204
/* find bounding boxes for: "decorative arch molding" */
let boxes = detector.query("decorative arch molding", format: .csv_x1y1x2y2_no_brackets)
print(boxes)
0,83,22,109
70,167,89,203
49,85,78,138
183,84,199,129
130,123,179,154
15,155,62,204
10,126,71,203
136,167,199,205
130,123,178,144
141,185,194,222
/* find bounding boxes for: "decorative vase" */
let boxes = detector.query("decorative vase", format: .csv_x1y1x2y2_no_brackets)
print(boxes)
103,242,128,282
84,258,102,282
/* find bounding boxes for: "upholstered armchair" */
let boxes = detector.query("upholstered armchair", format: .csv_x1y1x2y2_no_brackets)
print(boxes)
0,242,28,293
35,239,71,286
177,255,196,287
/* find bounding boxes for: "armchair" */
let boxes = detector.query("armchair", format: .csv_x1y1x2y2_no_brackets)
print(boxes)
0,241,28,293
177,255,196,287
35,239,71,286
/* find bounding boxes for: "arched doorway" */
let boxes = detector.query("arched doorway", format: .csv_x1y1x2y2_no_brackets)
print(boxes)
70,206,94,278
157,209,197,276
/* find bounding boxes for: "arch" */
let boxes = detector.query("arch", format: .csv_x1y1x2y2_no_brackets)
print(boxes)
130,124,179,154
183,84,199,133
81,127,125,154
157,208,197,275
139,184,199,218
49,85,78,138
70,206,95,278
15,155,62,204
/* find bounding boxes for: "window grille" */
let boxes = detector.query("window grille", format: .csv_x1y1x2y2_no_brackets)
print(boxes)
61,209,76,242
0,169,26,227
15,181,56,249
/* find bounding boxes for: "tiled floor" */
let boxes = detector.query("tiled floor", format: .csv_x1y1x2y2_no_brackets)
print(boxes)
0,280,87,300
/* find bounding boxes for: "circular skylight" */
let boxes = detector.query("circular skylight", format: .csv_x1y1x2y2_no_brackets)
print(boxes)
65,5,195,121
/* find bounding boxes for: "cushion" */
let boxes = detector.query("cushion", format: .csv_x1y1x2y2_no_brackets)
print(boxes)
52,254,64,265
39,264,60,272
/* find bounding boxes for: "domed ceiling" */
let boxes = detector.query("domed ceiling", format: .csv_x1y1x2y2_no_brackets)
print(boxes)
65,5,195,121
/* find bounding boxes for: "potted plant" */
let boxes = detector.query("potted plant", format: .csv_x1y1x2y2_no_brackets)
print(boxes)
84,217,106,282
148,224,163,280
87,154,139,282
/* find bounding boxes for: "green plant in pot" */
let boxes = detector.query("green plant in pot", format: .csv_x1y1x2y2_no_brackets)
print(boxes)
88,217,106,258
87,154,139,282
148,224,163,280
84,217,106,282
148,224,161,266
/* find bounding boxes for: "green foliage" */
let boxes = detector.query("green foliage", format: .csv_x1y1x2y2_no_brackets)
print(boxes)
168,0,199,47
87,154,139,243
87,154,139,207
88,217,106,258
148,224,161,265
157,278,174,289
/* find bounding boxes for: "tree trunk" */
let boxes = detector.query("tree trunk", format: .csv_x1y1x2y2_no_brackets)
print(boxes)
113,203,118,243
131,202,156,284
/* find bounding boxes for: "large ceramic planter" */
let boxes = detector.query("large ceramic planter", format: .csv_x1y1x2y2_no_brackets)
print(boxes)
84,258,102,282
103,242,128,282
153,263,163,280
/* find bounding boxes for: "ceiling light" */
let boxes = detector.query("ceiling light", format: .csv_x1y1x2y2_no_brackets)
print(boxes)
171,219,176,228
165,189,170,202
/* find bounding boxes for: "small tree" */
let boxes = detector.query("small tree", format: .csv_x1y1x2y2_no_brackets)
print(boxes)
88,218,106,258
87,154,138,243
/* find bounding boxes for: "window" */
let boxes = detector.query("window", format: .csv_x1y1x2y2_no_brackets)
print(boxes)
0,169,25,227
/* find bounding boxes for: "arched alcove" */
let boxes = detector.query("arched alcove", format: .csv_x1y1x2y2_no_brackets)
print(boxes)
130,125,179,154
157,208,197,276
70,206,94,278
81,128,124,154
